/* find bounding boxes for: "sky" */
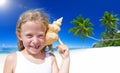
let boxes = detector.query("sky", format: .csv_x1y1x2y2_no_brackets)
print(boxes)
0,0,120,49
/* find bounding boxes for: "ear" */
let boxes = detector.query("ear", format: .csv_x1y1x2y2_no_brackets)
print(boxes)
16,31,22,40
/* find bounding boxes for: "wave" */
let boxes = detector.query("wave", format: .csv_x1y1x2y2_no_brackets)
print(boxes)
0,47,18,54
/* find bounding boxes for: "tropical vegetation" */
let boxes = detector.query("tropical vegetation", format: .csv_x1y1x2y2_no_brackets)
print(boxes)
69,11,120,47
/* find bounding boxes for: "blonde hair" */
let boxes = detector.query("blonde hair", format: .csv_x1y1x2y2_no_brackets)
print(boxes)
16,9,49,51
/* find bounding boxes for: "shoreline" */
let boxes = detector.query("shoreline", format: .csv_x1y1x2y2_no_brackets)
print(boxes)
1,47,120,73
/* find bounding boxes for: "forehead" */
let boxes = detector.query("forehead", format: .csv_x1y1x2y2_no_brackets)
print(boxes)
21,21,46,32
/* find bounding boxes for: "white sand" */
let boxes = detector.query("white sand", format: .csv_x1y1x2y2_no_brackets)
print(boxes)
1,47,120,73
0,54,8,73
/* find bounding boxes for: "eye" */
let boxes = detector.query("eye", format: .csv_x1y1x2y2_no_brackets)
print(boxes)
26,34,32,38
38,34,44,38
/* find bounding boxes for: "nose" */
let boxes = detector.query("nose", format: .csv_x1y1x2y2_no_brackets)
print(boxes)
32,37,39,45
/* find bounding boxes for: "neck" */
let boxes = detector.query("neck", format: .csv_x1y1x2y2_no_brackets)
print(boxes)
22,49,45,59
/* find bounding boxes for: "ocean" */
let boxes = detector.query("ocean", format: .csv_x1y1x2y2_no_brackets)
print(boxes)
0,47,18,54
0,47,82,54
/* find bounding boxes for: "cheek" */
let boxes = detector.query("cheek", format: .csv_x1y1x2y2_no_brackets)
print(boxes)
22,38,31,44
40,39,45,44
22,39,31,45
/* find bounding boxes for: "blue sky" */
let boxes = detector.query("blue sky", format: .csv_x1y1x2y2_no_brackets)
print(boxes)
0,0,120,48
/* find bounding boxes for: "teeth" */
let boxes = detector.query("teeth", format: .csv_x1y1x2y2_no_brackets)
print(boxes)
35,46,39,49
30,44,40,49
31,46,39,49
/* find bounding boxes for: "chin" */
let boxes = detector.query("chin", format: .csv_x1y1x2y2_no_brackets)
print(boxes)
28,48,41,55
29,50,41,55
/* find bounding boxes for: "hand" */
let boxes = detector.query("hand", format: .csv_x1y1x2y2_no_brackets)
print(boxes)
56,38,70,60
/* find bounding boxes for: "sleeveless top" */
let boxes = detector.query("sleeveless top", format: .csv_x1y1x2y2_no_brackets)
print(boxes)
15,51,52,73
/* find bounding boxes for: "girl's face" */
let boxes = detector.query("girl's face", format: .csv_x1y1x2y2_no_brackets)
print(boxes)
19,21,46,54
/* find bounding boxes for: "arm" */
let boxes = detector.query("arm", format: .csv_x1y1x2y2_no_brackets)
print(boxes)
3,53,16,73
56,38,70,73
56,44,70,73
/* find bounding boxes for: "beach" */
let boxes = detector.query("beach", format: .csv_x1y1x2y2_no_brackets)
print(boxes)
1,47,120,73
0,54,8,73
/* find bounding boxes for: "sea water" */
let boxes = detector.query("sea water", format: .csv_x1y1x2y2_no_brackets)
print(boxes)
0,47,83,54
0,47,18,54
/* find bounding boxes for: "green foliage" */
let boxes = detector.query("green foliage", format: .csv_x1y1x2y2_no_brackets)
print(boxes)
69,15,94,41
69,11,120,48
100,11,119,29
93,11,120,47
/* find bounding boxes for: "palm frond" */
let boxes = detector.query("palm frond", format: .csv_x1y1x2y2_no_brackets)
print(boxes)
69,27,78,33
74,29,81,36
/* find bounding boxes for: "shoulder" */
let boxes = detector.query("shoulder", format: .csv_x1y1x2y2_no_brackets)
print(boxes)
5,52,17,67
48,52,57,63
4,52,17,73
5,52,17,63
49,52,55,59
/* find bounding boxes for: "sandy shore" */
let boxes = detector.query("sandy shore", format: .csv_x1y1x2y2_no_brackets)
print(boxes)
0,54,9,73
1,47,120,73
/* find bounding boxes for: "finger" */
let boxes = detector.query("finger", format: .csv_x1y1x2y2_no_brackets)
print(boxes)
56,46,63,53
58,38,64,45
56,46,59,49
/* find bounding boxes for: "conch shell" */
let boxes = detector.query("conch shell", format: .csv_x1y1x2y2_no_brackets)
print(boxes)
45,17,63,46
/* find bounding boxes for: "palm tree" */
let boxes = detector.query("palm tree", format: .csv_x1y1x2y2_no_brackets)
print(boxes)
100,11,119,40
69,15,98,41
94,11,120,47
100,11,119,30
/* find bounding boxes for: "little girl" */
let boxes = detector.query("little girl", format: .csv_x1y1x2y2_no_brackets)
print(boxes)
3,9,70,73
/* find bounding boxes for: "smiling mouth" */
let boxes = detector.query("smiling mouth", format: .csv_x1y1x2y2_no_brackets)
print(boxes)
30,45,40,49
